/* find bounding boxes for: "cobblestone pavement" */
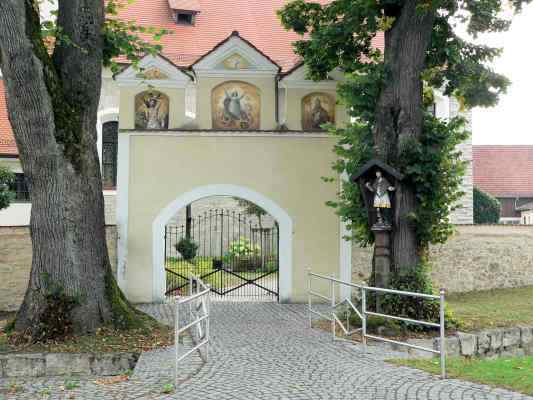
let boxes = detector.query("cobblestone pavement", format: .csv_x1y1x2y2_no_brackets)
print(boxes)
1,302,531,400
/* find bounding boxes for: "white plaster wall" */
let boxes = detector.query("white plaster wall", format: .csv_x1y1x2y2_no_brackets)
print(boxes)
0,203,31,226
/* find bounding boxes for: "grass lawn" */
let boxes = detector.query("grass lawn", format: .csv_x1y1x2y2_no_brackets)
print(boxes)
390,357,533,396
166,257,275,293
447,285,533,331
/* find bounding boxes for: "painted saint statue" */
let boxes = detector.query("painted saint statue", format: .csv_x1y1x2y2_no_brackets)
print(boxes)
365,169,396,225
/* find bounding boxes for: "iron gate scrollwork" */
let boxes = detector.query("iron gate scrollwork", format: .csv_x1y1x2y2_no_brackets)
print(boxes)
165,209,279,300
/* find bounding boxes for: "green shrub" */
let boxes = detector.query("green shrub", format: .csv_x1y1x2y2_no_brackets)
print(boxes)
227,237,260,257
175,237,198,261
0,166,15,211
376,264,460,332
473,187,501,224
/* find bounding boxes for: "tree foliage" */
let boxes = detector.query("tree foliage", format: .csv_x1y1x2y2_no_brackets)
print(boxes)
0,0,171,339
279,0,530,253
473,187,501,224
0,166,14,211
234,198,268,228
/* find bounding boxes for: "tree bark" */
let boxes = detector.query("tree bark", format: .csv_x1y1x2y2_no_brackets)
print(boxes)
0,0,142,338
373,1,435,275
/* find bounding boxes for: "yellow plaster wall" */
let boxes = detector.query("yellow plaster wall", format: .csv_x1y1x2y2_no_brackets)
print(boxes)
284,88,347,131
125,133,340,303
195,77,277,130
118,86,187,129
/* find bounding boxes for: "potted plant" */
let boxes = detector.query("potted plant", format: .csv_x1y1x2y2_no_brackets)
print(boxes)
212,258,223,269
175,237,198,262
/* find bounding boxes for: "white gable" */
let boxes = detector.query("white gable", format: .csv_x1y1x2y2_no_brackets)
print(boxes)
280,64,345,89
192,34,279,78
115,54,192,88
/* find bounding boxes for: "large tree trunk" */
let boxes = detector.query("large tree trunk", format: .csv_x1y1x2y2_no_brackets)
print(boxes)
373,1,435,276
0,0,141,338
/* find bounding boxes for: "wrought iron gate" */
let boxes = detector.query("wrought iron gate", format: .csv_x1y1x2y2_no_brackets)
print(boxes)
165,209,279,300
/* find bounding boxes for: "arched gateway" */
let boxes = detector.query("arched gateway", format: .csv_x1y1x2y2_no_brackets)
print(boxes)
114,32,353,305
152,185,293,302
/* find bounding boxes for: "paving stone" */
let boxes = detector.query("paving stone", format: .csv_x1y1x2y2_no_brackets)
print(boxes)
0,302,531,400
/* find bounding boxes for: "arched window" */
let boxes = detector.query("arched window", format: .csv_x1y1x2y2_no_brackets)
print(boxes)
102,121,118,189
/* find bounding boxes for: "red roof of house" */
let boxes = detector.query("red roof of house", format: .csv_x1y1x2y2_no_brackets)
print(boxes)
0,80,17,156
473,145,533,198
116,0,384,71
0,0,386,157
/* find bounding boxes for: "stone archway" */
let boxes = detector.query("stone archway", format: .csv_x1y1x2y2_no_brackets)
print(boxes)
152,184,293,302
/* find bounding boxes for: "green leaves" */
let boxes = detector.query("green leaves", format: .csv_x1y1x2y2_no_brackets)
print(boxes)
398,114,470,246
279,0,527,109
473,187,501,223
102,16,171,74
38,0,171,75
278,0,383,79
0,166,14,211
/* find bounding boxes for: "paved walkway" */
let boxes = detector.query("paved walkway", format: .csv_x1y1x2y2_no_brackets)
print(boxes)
1,303,531,399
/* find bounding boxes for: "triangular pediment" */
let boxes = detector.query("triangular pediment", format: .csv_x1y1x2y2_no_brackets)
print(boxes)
192,32,280,77
280,63,345,89
115,54,192,88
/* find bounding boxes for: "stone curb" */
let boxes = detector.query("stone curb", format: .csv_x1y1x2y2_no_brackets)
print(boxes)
0,352,139,378
395,325,533,359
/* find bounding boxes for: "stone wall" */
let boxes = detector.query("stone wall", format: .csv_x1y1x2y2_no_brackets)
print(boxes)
352,225,533,293
404,326,533,359
0,226,117,312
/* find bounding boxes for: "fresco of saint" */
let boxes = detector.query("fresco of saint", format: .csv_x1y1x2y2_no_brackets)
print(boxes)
212,81,260,130
302,93,335,130
135,91,169,130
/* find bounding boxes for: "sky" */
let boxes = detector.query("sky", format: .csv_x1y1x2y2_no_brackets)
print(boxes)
472,4,533,145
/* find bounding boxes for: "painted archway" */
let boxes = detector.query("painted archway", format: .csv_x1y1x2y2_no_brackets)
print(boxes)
152,184,293,302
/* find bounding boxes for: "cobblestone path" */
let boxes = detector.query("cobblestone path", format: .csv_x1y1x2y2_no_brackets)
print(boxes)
1,302,531,400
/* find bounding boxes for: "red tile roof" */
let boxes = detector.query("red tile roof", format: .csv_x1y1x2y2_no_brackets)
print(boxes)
116,0,385,71
473,146,533,198
0,1,386,158
0,80,17,156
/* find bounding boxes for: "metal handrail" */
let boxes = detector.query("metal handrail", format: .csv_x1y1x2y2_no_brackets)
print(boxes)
174,275,211,386
307,269,447,379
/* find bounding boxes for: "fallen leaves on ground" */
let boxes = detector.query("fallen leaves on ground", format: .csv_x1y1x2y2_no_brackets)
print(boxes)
94,375,130,385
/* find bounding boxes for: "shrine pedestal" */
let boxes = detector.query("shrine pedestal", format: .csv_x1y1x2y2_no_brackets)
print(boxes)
372,223,392,289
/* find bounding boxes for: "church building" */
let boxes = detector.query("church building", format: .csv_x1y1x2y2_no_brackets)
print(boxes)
0,0,473,303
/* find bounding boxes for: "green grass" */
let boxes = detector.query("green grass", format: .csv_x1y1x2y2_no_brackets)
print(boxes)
391,357,533,395
166,257,275,294
447,285,533,331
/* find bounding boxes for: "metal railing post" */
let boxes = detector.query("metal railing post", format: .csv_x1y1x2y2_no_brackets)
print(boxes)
206,287,211,363
362,287,367,352
439,288,446,379
331,278,335,340
189,276,193,323
174,300,180,386
307,268,312,328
